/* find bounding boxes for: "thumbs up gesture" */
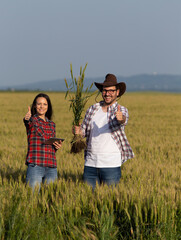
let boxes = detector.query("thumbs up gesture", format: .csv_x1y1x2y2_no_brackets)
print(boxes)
116,105,126,124
24,106,32,121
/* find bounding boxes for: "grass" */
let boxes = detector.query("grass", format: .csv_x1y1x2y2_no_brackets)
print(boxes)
0,91,181,240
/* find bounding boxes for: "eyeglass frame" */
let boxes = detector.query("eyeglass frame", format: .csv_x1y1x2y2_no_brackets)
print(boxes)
102,88,118,95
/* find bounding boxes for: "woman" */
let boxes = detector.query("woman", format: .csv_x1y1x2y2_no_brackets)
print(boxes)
24,93,62,190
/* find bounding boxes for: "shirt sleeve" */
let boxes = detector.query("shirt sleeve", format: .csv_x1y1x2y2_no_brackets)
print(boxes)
23,117,34,130
81,106,92,138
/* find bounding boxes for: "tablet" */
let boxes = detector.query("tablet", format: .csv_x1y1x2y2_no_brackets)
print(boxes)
44,137,65,145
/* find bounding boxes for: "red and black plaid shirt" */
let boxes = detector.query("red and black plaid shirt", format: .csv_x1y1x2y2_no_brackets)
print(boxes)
24,114,57,167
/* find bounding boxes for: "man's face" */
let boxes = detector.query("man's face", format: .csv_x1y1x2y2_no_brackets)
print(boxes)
102,86,119,105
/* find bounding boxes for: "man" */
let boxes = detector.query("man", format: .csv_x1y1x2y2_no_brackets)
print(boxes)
74,73,134,189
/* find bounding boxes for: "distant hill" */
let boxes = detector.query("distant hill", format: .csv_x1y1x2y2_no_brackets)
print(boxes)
1,74,181,92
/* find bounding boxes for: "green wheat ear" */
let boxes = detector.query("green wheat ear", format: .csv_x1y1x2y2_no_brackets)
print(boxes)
64,63,95,126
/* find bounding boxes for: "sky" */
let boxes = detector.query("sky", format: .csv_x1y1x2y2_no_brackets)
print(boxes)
0,0,181,87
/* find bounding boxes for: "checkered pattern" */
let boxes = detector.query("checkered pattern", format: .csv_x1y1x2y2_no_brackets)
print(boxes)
81,101,134,164
24,114,57,167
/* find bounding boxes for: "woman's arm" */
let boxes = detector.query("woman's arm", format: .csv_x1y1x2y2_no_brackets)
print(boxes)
23,106,33,129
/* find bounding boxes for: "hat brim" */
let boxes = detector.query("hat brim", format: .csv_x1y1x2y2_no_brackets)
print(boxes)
94,81,126,97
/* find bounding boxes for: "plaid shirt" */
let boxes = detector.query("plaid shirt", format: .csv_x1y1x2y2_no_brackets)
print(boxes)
24,114,57,167
81,101,134,164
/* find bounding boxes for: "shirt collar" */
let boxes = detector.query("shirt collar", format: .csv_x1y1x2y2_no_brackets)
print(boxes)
99,101,118,111
34,114,49,122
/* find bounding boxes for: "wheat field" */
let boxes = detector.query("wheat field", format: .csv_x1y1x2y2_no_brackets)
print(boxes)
0,91,181,240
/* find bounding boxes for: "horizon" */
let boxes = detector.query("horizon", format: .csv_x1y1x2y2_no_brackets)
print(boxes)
1,72,181,88
1,73,181,93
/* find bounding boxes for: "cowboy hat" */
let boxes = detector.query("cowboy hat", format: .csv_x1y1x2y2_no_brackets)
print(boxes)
94,73,126,97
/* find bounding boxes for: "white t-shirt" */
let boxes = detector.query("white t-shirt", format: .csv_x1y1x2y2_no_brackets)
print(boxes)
85,107,122,168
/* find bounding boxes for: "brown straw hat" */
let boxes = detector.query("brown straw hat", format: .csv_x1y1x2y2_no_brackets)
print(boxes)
94,73,126,97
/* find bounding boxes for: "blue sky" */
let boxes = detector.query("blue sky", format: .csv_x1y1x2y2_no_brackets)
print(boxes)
0,0,181,86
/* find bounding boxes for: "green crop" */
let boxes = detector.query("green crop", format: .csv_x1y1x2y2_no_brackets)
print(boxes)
64,63,95,126
0,91,181,239
64,63,96,153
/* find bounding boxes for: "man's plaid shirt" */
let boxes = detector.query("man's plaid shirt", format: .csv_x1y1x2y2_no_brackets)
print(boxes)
81,101,134,164
24,114,57,167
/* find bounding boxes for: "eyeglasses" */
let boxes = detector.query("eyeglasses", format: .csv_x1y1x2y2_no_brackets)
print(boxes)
102,89,117,95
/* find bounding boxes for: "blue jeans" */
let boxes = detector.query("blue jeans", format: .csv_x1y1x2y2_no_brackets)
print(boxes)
83,166,121,189
26,164,57,190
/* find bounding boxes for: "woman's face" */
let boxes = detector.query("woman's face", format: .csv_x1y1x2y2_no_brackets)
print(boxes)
35,97,48,119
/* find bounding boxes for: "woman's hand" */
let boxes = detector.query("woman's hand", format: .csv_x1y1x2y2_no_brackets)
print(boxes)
53,140,62,150
24,106,32,121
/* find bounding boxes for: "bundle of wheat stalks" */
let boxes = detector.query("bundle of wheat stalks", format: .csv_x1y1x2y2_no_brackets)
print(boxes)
65,63,94,153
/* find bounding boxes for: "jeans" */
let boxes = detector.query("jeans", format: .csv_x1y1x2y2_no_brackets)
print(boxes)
26,163,57,190
83,166,121,189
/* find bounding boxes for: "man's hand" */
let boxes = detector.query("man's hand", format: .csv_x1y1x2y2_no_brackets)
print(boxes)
72,124,82,135
24,106,32,121
116,105,126,124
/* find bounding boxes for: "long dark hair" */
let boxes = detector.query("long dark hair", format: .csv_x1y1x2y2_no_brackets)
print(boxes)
31,93,53,120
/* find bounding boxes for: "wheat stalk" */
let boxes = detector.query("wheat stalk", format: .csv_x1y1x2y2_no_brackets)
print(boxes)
64,63,95,153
